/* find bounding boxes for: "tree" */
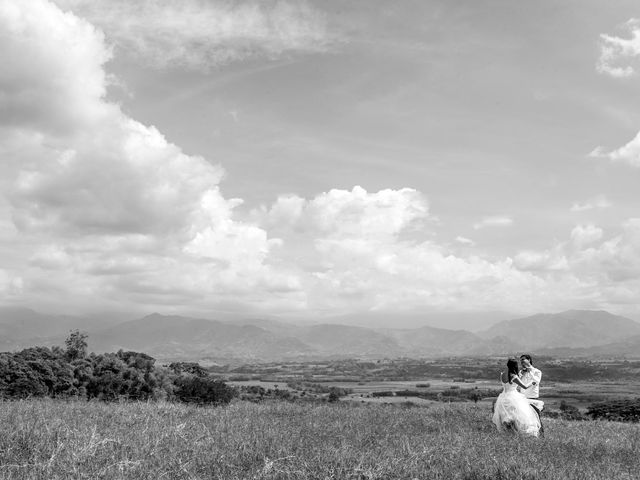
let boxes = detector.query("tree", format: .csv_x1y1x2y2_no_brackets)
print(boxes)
0,347,76,398
65,330,88,361
167,362,208,377
86,352,165,401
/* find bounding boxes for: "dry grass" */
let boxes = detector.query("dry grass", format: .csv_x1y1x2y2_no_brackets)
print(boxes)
0,399,637,479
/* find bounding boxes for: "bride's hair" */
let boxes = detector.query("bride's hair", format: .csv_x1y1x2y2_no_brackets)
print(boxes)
506,358,519,383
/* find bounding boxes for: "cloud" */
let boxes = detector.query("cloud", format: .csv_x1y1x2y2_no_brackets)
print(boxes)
254,188,543,313
0,1,112,134
513,249,569,272
591,22,640,168
589,130,640,167
597,19,640,78
0,0,297,312
307,186,428,238
473,215,513,230
570,224,604,248
53,0,336,71
455,236,475,246
570,195,612,212
3,1,640,317
570,220,640,285
513,220,640,308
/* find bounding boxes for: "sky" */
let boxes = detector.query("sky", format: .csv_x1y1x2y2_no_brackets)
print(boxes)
1,0,640,323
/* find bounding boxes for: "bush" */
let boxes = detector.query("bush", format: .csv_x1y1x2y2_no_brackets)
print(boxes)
173,376,237,405
587,399,640,422
558,401,586,420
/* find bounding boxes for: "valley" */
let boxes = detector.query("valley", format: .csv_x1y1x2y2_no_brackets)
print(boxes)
211,356,640,415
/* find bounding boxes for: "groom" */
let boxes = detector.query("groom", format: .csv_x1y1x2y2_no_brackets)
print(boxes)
518,354,544,435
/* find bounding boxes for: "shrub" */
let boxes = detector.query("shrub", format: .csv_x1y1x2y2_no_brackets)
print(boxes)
173,376,237,405
587,399,640,422
558,401,585,420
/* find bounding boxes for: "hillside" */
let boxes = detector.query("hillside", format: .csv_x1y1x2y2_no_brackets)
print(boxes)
89,315,491,360
480,310,640,350
91,313,311,360
538,333,640,358
0,306,120,341
385,325,487,356
0,400,635,480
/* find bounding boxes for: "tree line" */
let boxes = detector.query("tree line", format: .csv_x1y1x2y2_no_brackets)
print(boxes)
0,331,236,404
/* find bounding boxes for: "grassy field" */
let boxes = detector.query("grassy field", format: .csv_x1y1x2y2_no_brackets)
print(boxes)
0,399,637,480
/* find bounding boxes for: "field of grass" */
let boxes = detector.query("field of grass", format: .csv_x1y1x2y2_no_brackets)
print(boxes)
0,399,637,480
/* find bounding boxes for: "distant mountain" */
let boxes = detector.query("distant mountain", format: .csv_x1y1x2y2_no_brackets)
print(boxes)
479,310,640,350
90,313,312,360
3,307,640,361
536,333,640,358
323,310,513,331
293,324,403,357
385,326,486,356
0,306,121,343
90,315,490,360
588,333,640,357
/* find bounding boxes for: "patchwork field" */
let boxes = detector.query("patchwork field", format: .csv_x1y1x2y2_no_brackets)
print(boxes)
228,377,640,413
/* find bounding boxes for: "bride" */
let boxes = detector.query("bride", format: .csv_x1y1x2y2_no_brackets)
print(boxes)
492,358,541,437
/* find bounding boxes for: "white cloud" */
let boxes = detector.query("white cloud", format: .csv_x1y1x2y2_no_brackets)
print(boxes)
513,220,640,308
514,250,569,272
253,188,544,313
0,1,113,134
53,0,336,71
589,129,640,167
0,0,297,312
570,220,640,286
590,22,640,169
306,186,428,238
262,195,306,229
0,268,22,297
3,1,640,317
570,224,603,248
473,215,513,230
597,19,640,78
570,194,612,212
455,236,475,246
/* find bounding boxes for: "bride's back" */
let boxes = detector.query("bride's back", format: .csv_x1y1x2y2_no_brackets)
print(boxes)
500,372,519,392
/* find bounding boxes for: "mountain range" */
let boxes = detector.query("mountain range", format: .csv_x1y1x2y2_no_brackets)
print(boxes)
1,307,640,361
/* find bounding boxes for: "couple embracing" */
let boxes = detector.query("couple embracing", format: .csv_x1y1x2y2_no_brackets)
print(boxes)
492,354,544,437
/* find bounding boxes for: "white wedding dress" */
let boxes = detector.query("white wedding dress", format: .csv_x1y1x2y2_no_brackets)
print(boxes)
492,379,541,437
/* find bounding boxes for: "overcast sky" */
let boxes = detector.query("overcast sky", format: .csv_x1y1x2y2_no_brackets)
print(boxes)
1,0,639,321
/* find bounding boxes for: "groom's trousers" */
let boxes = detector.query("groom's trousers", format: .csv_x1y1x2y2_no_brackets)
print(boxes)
530,404,544,436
